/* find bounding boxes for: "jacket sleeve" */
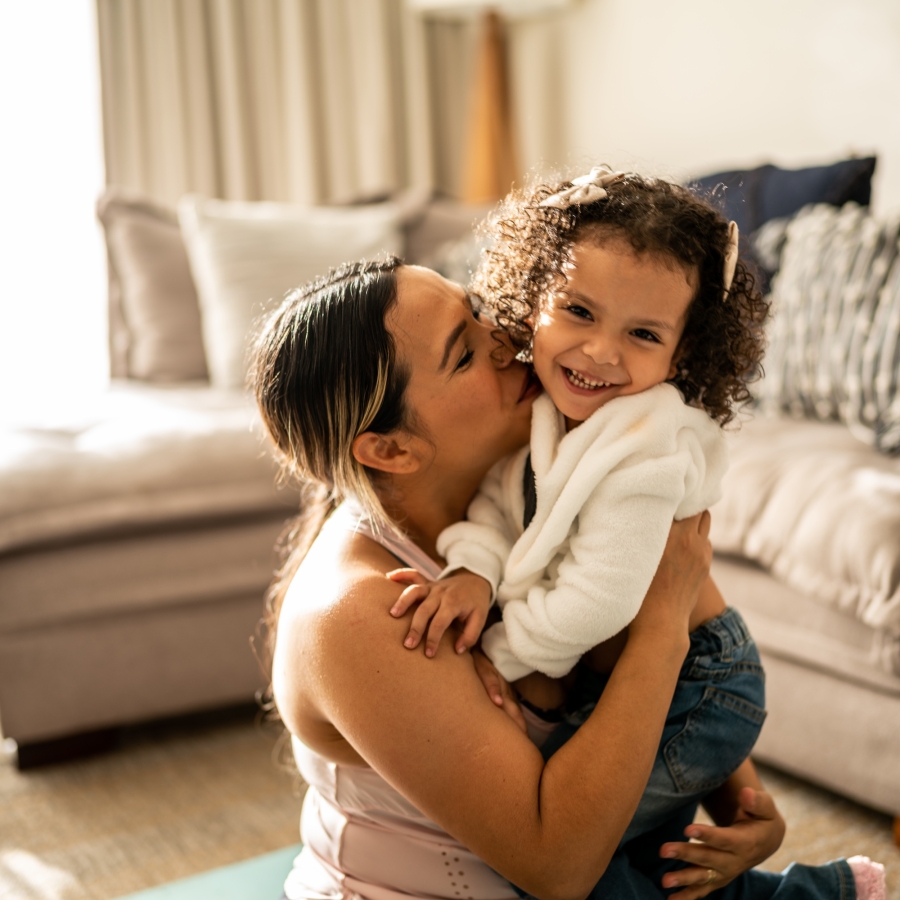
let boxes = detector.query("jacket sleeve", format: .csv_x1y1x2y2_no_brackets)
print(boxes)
435,456,522,598
487,416,727,680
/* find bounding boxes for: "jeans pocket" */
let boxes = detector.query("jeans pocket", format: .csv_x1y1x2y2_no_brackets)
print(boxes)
663,686,767,793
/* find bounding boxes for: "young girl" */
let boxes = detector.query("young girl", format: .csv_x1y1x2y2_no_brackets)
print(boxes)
388,167,886,897
392,167,758,685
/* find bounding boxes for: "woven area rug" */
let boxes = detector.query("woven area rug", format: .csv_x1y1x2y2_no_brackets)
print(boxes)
113,844,302,900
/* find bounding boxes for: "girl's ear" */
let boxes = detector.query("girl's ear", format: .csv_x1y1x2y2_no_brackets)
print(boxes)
352,431,421,476
668,341,687,381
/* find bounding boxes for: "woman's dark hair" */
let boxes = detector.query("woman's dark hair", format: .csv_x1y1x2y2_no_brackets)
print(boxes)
250,255,409,678
253,255,410,525
472,172,770,424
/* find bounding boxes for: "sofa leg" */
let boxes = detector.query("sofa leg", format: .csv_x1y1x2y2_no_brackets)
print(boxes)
15,728,119,769
894,816,900,849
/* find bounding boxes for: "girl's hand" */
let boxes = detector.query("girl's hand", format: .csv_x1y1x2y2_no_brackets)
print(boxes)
387,568,492,658
472,649,527,734
658,788,786,899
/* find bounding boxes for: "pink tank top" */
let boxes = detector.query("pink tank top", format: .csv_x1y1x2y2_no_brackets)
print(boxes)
283,503,520,900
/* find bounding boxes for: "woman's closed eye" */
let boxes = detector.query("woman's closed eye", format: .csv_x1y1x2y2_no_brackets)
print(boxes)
455,348,475,371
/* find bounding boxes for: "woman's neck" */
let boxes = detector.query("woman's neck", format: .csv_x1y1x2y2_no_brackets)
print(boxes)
379,468,485,561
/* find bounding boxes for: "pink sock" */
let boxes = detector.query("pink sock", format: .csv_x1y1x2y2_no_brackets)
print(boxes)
847,856,886,900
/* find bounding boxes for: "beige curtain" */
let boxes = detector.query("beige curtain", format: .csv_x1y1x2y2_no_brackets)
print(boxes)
96,0,433,205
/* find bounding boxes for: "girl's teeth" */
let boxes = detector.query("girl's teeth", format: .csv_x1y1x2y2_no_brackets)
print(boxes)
566,369,609,390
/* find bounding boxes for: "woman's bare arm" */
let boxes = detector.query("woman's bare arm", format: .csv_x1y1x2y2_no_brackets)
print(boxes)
280,513,711,900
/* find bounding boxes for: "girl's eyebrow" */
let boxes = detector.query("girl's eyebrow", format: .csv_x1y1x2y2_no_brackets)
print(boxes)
566,290,677,334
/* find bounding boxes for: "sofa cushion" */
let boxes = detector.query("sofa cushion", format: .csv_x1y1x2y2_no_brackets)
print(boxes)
711,414,900,634
97,188,209,382
178,196,406,389
713,554,900,683
757,202,900,452
0,382,297,554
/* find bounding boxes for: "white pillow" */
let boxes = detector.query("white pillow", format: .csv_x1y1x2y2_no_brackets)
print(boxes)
178,196,405,389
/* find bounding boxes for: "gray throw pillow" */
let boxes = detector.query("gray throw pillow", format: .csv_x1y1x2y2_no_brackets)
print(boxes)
178,195,405,390
97,189,208,382
759,202,900,453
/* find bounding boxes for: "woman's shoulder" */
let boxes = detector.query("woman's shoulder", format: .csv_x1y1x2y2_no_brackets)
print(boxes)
273,523,407,741
281,524,402,651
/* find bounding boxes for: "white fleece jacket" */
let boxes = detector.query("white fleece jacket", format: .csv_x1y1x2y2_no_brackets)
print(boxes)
436,384,728,681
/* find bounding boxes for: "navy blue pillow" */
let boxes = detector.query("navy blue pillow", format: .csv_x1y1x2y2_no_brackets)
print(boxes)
689,157,876,237
689,157,876,291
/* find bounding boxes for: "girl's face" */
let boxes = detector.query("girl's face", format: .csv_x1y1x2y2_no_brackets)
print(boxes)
531,239,696,429
390,266,539,480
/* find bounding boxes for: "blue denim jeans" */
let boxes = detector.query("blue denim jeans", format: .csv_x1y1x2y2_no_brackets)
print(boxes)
586,801,854,899
542,607,767,844
512,609,855,899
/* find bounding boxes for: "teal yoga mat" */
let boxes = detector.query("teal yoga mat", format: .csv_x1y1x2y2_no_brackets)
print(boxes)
114,844,303,900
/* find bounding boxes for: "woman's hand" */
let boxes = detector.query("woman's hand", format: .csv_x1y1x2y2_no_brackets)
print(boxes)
658,787,786,899
472,649,527,734
630,511,712,643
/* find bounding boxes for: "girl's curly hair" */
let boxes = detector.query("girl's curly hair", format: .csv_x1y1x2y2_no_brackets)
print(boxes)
471,172,770,425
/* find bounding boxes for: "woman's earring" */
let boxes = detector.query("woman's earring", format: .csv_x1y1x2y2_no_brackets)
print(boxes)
516,343,534,364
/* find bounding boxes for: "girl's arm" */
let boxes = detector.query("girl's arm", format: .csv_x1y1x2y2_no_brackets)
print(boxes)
289,512,711,900
436,454,523,594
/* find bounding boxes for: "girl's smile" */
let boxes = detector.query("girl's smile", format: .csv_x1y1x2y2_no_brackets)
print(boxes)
531,239,697,430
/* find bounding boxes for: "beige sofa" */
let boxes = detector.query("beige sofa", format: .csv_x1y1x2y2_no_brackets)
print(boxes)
711,419,900,820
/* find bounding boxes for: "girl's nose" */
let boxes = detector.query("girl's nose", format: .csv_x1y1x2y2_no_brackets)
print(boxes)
583,332,620,365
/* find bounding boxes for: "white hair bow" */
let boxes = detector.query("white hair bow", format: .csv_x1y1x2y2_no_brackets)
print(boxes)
722,221,739,301
539,166,626,210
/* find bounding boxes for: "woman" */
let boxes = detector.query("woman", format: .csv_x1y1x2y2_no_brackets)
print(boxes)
253,257,856,900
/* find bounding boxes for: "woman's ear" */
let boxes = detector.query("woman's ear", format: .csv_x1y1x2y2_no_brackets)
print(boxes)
352,431,421,475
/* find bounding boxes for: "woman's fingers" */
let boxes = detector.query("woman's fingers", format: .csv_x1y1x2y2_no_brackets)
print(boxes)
472,650,506,705
661,839,730,870
664,864,722,900
678,823,739,852
735,786,778,823
697,508,711,538
498,681,528,734
472,651,527,733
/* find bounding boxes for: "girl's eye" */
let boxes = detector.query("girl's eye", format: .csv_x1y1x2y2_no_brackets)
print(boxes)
566,304,593,321
632,329,660,343
455,348,475,371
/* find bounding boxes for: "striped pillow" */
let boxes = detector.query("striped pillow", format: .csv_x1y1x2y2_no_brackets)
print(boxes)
759,203,900,453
